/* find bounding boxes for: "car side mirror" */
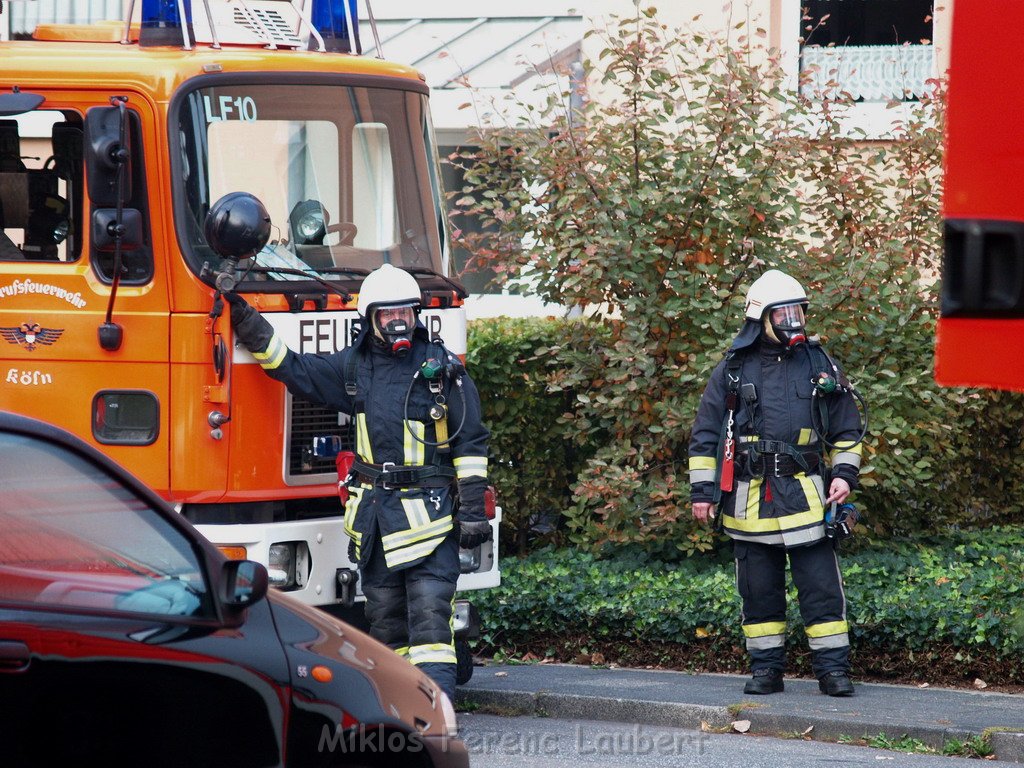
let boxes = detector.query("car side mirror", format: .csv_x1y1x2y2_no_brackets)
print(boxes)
222,559,269,609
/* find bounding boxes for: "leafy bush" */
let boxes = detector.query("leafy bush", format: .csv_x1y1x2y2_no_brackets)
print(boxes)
475,533,1024,678
467,318,590,553
453,8,1024,549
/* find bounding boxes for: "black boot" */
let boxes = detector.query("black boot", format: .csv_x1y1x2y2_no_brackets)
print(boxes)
818,671,854,696
743,668,784,694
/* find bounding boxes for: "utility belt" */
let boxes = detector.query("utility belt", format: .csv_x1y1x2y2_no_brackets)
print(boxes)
352,460,456,489
738,440,820,478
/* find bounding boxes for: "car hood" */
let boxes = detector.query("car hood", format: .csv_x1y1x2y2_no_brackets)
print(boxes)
264,590,452,737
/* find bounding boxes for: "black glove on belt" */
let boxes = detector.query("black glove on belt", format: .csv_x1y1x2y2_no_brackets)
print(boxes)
457,477,492,549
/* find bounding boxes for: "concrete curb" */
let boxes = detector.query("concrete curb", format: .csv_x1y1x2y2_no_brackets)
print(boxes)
456,687,1024,763
991,732,1024,764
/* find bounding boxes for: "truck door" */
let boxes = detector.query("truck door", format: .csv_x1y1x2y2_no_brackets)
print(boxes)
0,93,171,492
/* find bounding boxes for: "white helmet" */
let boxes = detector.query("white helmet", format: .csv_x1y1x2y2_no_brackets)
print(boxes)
356,263,422,317
744,269,807,320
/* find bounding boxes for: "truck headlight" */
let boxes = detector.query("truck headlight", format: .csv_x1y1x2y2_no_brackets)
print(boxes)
268,541,310,590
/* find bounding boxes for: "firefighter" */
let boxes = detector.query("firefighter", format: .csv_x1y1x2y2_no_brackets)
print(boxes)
224,261,491,704
688,269,864,697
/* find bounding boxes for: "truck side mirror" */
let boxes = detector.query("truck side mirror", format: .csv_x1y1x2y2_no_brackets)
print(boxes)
91,208,144,252
84,104,132,206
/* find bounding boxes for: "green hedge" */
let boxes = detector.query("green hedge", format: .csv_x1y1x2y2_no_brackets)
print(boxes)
474,531,1024,665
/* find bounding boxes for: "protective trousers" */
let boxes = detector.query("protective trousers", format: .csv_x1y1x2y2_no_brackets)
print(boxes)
361,532,460,701
734,538,850,679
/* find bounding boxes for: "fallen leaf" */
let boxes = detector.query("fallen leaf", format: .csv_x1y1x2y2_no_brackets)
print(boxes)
494,672,508,678
732,720,751,733
695,627,710,639
700,721,712,732
521,652,540,663
802,726,814,736
918,682,930,688
974,678,988,689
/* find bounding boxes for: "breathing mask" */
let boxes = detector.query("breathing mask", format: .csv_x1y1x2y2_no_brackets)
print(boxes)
372,303,417,356
765,302,807,347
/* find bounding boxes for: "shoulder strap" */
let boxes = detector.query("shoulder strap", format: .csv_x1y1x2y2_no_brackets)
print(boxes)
343,350,358,397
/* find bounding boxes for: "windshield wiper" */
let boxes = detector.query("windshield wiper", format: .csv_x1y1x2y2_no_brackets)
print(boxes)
405,267,468,298
242,266,353,302
316,266,371,276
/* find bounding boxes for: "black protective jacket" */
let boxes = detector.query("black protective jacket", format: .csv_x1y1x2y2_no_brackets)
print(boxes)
689,320,863,548
233,306,490,570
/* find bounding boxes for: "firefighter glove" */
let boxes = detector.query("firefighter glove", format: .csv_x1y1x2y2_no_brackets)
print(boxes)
225,293,275,352
457,478,492,549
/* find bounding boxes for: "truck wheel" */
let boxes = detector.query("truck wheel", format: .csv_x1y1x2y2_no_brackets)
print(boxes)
455,639,474,685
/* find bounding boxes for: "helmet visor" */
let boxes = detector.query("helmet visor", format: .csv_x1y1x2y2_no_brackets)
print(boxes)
373,304,417,333
769,303,805,331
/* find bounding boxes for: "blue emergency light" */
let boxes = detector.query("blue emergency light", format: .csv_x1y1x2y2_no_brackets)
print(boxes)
309,0,361,53
139,0,194,47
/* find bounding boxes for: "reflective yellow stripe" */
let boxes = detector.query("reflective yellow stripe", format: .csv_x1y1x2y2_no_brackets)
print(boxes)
252,334,288,370
453,455,488,479
403,420,426,465
726,506,823,533
343,487,364,539
743,621,787,638
356,413,374,462
398,498,431,530
384,536,447,568
394,646,410,658
832,439,863,453
798,473,824,513
383,515,454,550
798,428,813,445
688,456,716,470
745,478,762,519
409,643,456,665
806,620,849,637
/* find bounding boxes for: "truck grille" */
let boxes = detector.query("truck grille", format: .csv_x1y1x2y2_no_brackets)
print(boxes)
286,395,353,483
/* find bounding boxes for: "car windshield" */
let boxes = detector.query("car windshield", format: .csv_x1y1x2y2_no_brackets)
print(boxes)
172,80,450,288
0,432,211,619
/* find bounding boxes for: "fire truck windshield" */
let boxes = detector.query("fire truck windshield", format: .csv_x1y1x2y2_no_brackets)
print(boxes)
171,80,449,288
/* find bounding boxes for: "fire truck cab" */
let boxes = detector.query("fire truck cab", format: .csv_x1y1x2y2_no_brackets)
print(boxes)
0,0,499,678
937,0,1024,391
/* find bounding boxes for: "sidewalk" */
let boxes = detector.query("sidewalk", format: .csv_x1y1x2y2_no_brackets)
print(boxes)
456,663,1024,762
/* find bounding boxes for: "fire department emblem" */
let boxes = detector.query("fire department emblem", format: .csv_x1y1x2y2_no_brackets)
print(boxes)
1,323,65,352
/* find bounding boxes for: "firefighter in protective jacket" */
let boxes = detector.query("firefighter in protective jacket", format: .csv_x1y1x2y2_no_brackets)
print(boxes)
226,263,491,703
689,270,864,697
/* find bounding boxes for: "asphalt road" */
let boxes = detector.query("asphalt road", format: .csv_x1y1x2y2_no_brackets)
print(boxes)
459,714,1016,768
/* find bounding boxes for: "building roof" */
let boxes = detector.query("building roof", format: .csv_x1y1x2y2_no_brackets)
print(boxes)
362,15,581,90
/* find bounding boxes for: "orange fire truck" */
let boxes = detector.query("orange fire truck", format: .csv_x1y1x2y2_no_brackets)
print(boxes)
936,0,1024,391
0,0,498,675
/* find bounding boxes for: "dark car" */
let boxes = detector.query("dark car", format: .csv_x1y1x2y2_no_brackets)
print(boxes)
0,410,467,768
